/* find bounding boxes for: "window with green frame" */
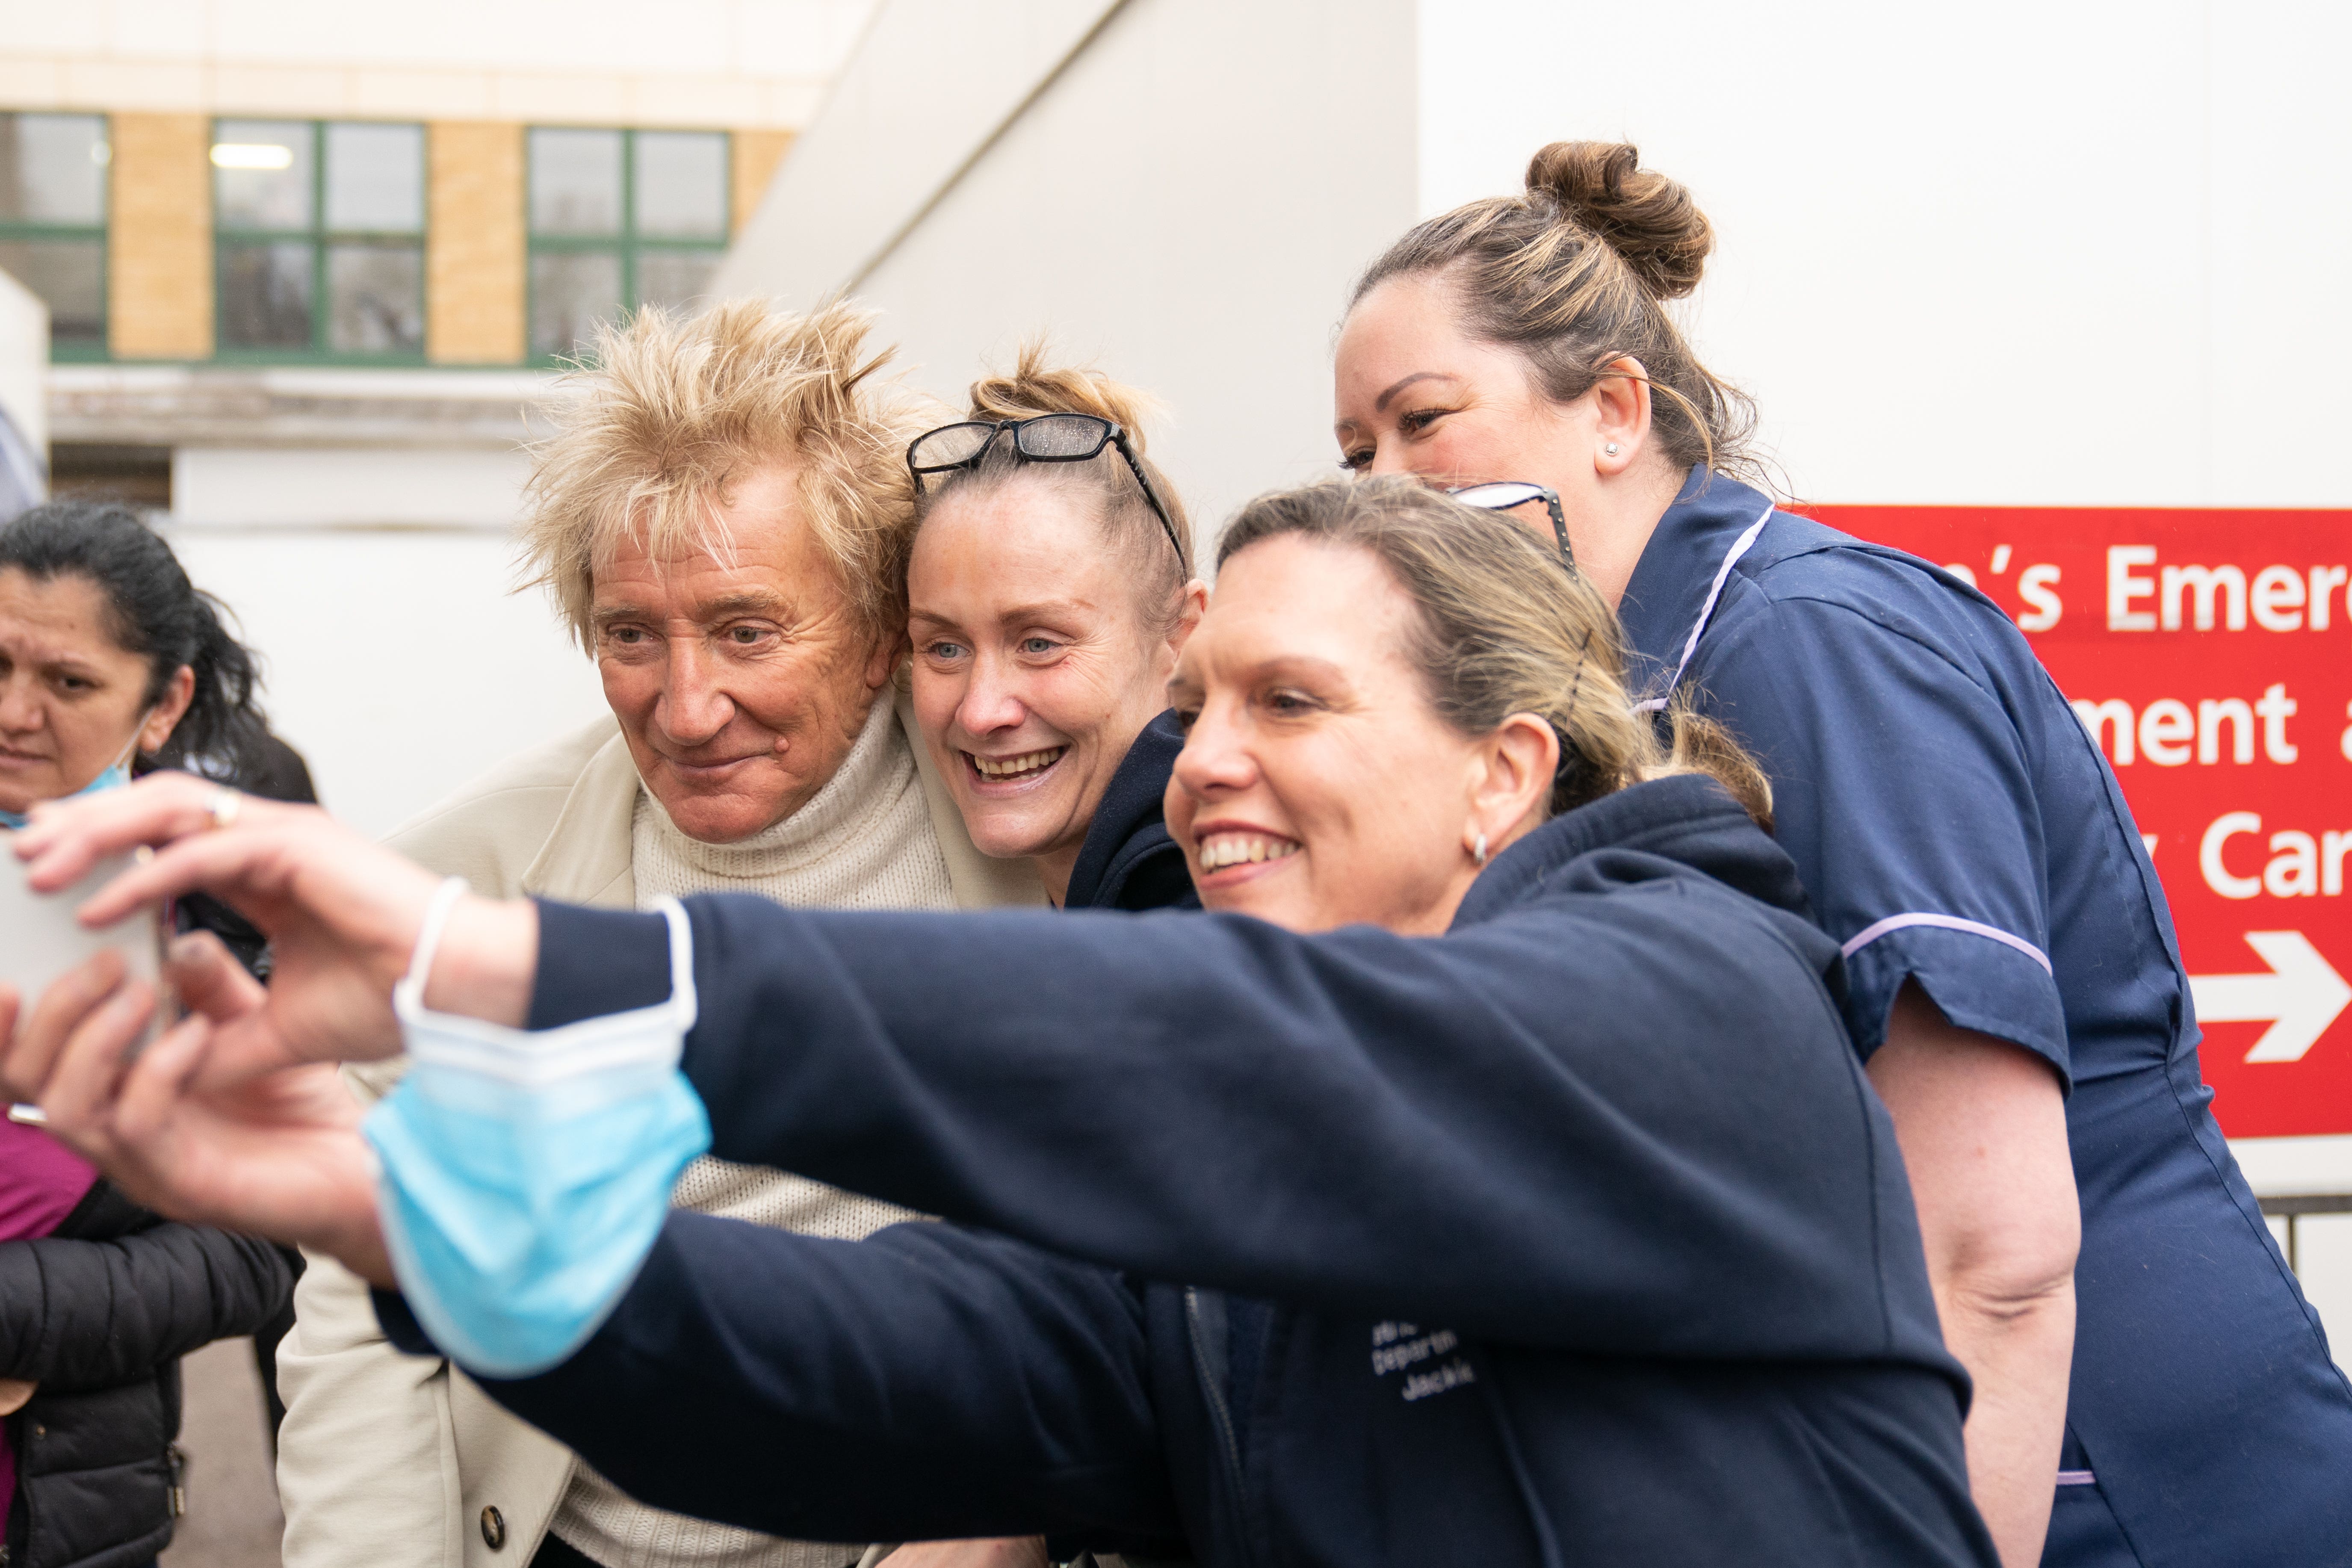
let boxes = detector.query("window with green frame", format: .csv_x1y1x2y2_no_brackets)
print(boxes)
213,118,426,360
528,127,730,361
0,112,109,360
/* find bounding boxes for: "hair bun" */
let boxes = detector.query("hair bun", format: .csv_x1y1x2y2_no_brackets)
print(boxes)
1524,141,1711,301
966,341,1159,448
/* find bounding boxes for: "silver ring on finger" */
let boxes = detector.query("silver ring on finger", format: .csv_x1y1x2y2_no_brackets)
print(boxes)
206,788,243,832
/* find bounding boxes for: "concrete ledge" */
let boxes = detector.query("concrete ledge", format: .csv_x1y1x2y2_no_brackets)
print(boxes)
48,365,570,450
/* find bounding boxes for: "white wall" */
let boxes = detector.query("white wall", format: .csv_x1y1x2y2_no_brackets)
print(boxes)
173,448,532,528
162,526,610,839
0,267,46,458
0,0,882,126
1417,0,2352,508
2297,1215,2352,1349
721,0,1421,546
722,0,1120,299
1422,0,2352,1349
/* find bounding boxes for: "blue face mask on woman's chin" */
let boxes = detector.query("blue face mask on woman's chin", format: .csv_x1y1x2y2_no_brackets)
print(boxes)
0,718,149,831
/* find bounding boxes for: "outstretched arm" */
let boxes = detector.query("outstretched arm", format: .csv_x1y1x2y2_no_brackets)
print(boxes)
529,880,1912,1365
6,772,1921,1371
394,1215,1182,1553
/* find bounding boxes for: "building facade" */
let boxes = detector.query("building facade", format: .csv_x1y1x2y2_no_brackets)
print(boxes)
0,0,874,836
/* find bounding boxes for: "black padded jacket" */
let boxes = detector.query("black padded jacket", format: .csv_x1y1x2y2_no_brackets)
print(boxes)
1061,711,1196,914
0,1180,294,1568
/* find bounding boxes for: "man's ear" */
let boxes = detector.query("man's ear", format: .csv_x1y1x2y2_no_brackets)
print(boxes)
1467,712,1559,856
864,625,910,691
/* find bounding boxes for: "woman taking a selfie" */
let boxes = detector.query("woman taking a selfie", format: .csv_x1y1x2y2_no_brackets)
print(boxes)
905,349,1203,912
12,482,1995,1567
1328,141,2352,1567
0,500,298,1568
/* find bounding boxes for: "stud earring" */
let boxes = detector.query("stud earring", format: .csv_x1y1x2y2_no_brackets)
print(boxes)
1604,443,1621,456
1472,831,1489,867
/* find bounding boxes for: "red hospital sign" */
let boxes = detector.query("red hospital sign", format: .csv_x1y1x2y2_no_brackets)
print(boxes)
1806,507,2352,1139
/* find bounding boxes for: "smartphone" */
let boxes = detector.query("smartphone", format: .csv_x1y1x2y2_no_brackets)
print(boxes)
2,835,168,1123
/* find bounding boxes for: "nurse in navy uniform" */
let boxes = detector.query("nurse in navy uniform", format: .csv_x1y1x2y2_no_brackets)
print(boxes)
1331,140,2352,1568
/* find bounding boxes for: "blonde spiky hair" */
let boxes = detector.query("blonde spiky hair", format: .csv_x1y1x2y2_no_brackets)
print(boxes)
520,299,932,651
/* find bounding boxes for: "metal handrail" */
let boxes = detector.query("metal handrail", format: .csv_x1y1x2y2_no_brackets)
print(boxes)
2256,1194,2352,1273
2258,1194,2352,1216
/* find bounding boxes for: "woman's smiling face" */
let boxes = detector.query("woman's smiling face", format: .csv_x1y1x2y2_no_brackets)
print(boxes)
1164,534,1492,936
908,475,1198,900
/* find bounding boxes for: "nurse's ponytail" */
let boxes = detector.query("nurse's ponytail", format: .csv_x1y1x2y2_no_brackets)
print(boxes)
1217,477,1773,830
1350,141,1758,486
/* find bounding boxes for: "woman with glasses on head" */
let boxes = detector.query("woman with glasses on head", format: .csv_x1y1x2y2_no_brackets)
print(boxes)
1330,140,2352,1568
867,350,1202,1568
11,480,1998,1568
903,348,1205,914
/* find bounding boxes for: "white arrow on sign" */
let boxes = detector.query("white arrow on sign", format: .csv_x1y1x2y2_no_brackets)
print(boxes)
2190,931,2352,1063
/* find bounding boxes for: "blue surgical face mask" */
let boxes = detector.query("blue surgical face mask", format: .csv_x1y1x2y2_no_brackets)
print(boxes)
363,888,711,1379
0,716,149,830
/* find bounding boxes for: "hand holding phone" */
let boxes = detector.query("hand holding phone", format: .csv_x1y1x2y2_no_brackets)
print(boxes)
2,833,167,1120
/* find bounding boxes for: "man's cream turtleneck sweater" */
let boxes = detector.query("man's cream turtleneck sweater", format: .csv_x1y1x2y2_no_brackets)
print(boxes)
550,697,954,1568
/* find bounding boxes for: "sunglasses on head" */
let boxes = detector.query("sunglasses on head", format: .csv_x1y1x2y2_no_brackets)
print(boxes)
1446,481,1572,570
908,414,1186,570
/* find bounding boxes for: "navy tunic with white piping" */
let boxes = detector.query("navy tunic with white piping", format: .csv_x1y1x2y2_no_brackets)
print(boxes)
1616,468,2352,1568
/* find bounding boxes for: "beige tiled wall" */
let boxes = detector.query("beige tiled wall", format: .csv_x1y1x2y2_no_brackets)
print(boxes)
732,128,796,235
107,111,212,360
426,121,527,365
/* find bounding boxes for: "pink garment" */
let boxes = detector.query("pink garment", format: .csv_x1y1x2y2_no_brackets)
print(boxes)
1,1119,100,1535
0,1120,97,1240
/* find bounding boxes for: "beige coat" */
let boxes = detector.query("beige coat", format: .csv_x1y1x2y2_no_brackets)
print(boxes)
275,694,1040,1568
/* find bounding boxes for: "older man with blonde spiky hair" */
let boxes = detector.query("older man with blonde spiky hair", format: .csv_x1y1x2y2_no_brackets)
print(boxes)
272,301,1040,1568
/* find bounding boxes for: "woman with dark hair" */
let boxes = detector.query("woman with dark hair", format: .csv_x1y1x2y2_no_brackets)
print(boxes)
0,501,316,963
0,500,300,1568
0,500,314,805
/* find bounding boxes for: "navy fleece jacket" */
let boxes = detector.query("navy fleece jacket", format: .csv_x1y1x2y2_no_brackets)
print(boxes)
381,774,1995,1568
1061,709,1195,913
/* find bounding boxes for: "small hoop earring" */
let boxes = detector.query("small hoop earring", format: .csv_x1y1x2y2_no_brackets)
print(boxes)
1472,832,1489,867
1604,443,1621,456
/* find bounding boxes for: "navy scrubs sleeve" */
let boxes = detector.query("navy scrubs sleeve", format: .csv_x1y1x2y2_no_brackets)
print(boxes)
1696,589,2071,1082
381,1216,1181,1549
514,794,1956,1379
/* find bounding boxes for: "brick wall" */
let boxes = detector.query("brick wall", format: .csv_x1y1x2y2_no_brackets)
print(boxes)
426,121,526,364
107,112,212,360
732,129,796,235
